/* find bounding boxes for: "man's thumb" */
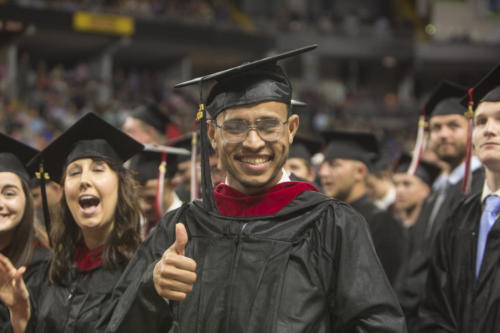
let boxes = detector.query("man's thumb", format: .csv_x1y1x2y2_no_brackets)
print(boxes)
174,223,188,255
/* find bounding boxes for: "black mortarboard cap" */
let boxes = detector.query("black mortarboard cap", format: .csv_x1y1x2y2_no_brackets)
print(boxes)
322,130,380,168
130,103,171,134
394,152,441,187
129,144,190,184
28,112,144,183
369,156,395,175
289,133,321,162
291,99,307,108
460,63,500,109
425,80,467,117
0,133,38,182
175,45,317,119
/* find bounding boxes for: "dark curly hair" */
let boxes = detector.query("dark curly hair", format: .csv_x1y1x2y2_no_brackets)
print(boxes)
49,157,142,286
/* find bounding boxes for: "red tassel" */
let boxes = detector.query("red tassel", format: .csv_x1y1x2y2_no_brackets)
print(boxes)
155,152,167,221
461,88,475,194
408,107,428,176
191,117,199,201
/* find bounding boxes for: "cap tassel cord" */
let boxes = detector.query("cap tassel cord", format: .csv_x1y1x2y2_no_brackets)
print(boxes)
462,88,475,194
37,161,52,247
408,107,428,176
155,152,167,221
190,124,199,201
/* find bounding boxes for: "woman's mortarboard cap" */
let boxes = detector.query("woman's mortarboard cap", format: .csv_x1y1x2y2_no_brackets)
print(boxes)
394,152,441,187
0,133,38,182
322,130,380,169
28,112,144,183
425,80,467,118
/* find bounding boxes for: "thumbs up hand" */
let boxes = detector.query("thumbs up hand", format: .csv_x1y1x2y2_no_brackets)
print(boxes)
153,223,197,301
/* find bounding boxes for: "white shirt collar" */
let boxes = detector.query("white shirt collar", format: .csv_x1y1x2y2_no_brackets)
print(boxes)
278,168,291,183
432,172,449,191
374,186,396,210
448,156,482,185
224,168,291,185
167,192,183,212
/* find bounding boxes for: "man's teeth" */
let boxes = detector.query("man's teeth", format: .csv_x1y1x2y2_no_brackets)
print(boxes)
241,157,268,164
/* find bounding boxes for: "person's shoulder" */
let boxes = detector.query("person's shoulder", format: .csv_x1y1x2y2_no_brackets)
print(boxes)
442,191,482,233
304,193,371,231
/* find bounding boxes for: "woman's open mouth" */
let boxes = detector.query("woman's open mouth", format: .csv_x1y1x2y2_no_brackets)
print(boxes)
78,195,101,216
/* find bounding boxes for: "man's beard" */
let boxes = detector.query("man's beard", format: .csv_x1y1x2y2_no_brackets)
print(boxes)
436,142,466,169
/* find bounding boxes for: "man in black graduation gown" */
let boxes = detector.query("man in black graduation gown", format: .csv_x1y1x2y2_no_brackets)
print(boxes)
128,146,190,239
97,46,406,333
318,130,405,285
395,81,485,331
418,63,500,333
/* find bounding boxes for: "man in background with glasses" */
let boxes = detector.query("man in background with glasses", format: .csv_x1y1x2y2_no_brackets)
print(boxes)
98,47,406,333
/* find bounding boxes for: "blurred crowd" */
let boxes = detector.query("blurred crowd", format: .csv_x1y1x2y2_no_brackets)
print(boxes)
0,56,416,161
9,0,240,28
8,0,414,37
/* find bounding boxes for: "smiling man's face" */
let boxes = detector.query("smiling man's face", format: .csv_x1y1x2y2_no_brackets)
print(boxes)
208,101,298,195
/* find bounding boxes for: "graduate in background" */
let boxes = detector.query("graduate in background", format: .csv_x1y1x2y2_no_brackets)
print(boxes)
367,157,397,211
392,152,441,229
121,103,180,145
397,81,485,332
29,178,63,227
128,145,190,239
166,132,224,202
419,63,500,333
0,113,143,333
284,133,322,189
0,133,49,333
319,130,405,285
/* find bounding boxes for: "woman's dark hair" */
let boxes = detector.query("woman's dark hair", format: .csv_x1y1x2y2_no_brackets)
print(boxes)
49,157,142,286
5,179,36,268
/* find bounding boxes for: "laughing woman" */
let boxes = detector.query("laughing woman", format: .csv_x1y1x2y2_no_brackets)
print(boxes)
0,113,144,333
0,133,49,333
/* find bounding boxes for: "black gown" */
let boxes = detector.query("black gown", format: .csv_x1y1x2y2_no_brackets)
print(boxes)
395,167,484,332
418,192,500,332
3,256,126,333
0,246,50,333
98,190,406,333
349,194,406,285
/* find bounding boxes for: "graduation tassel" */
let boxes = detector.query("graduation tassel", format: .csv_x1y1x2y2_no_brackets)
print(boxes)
190,123,199,201
155,152,167,221
195,79,217,211
408,107,428,176
461,88,475,194
37,161,52,247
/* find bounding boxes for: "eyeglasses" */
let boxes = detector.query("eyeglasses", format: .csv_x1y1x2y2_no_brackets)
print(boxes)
215,118,289,144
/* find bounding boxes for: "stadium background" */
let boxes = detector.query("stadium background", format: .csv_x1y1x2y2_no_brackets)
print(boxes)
1,0,500,159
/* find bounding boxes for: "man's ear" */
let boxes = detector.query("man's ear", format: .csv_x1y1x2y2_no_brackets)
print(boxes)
288,114,299,144
354,161,368,182
207,121,217,150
